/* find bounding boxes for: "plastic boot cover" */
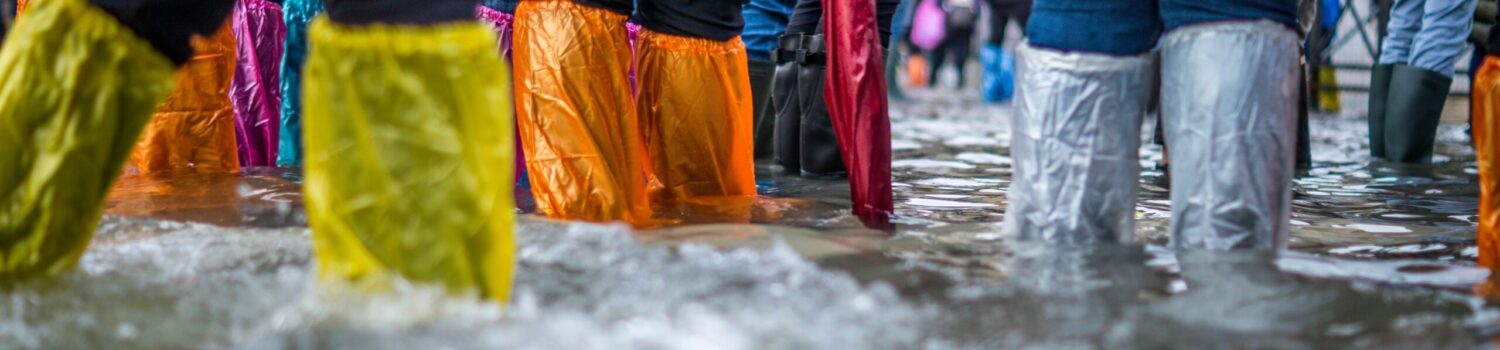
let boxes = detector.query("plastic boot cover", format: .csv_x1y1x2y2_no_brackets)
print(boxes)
1382,64,1452,164
823,0,895,226
796,37,847,176
230,0,287,167
0,0,177,278
1368,64,1394,159
476,5,530,189
1475,56,1500,268
979,44,1016,103
772,34,804,174
277,0,325,167
749,58,776,159
637,29,758,201
1162,21,1299,251
128,23,239,175
1001,42,1153,244
302,19,516,303
513,0,651,224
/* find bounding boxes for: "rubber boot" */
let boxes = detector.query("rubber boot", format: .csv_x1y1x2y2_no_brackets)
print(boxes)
1162,21,1299,251
1002,42,1154,244
1368,64,1394,159
772,33,805,174
797,34,847,177
749,58,776,159
1383,64,1453,164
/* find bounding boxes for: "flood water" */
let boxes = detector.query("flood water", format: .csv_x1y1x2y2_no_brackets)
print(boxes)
3,89,1498,349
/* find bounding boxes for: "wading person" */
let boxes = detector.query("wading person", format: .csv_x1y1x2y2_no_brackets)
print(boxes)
229,0,287,167
1005,0,1301,250
0,0,235,278
512,0,653,224
633,0,760,202
1471,6,1500,293
1369,0,1476,164
300,0,518,304
276,0,324,167
127,14,240,176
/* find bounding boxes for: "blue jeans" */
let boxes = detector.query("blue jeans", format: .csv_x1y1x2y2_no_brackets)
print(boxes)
1379,0,1476,77
1025,0,1299,55
743,0,797,60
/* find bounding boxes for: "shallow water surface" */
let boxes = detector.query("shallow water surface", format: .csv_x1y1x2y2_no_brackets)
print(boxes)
3,92,1498,349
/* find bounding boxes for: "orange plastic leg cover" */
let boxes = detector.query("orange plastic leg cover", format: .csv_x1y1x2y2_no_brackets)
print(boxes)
636,29,757,202
128,23,240,175
512,0,650,223
1476,56,1500,268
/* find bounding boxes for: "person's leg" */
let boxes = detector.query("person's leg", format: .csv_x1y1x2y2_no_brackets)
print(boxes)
1003,0,1158,243
744,0,796,159
277,0,324,167
127,21,239,175
302,2,516,303
0,0,229,278
1380,0,1424,65
1158,0,1300,250
773,0,821,174
1474,55,1500,269
634,0,758,200
476,3,530,189
947,28,973,88
1368,0,1424,160
927,41,948,87
229,0,286,167
1380,0,1475,163
513,0,651,223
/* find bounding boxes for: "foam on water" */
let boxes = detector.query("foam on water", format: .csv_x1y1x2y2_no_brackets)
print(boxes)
1,217,928,349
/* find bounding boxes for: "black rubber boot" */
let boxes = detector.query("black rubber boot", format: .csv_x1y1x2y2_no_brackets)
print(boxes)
1383,65,1453,164
1367,64,1394,160
797,34,847,176
749,58,777,159
772,33,806,174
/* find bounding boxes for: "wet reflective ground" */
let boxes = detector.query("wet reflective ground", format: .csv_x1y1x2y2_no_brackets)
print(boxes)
4,90,1498,348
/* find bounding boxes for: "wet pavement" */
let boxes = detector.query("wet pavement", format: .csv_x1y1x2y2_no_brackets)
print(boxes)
3,89,1499,349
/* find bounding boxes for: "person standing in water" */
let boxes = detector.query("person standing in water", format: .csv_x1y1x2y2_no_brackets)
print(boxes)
1006,0,1301,249
0,0,235,278
1368,0,1476,164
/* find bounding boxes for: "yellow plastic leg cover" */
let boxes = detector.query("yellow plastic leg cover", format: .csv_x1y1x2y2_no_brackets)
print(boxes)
0,0,176,278
636,30,757,201
513,0,651,224
1475,56,1500,269
303,18,516,304
127,23,240,175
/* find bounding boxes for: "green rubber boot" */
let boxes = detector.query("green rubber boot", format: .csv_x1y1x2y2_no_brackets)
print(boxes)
1382,64,1453,164
1367,64,1394,160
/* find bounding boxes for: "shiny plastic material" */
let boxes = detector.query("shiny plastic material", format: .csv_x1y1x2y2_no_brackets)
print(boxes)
277,0,325,167
302,19,516,303
230,0,287,167
636,29,758,201
513,0,651,224
1002,42,1154,244
127,23,240,175
823,0,895,226
1474,56,1500,268
0,0,177,278
477,4,530,188
979,44,1015,103
1162,21,1299,250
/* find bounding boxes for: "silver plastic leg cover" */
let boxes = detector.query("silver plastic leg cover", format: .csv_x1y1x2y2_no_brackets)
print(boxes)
1161,21,1299,251
1002,42,1155,244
